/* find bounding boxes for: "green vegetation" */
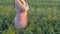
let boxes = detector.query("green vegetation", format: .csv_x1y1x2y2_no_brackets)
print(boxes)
0,0,60,34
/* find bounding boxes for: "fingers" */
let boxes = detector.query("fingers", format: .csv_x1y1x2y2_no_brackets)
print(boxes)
19,0,24,5
19,0,25,5
18,0,28,8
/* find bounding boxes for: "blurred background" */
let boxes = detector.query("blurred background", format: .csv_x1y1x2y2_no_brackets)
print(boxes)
0,0,60,34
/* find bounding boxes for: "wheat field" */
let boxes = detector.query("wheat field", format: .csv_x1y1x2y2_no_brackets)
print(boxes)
0,0,60,34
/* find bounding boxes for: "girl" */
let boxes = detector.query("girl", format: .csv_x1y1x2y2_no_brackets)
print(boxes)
13,0,29,34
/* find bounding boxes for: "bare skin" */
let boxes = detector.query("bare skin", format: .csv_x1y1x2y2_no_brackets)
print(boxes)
14,0,29,29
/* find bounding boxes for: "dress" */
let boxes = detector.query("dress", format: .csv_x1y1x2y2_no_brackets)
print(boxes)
14,0,28,29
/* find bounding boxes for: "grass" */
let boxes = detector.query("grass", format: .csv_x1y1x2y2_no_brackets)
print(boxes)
0,0,60,34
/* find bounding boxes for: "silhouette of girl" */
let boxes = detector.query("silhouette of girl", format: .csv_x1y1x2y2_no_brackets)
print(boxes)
13,0,29,34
